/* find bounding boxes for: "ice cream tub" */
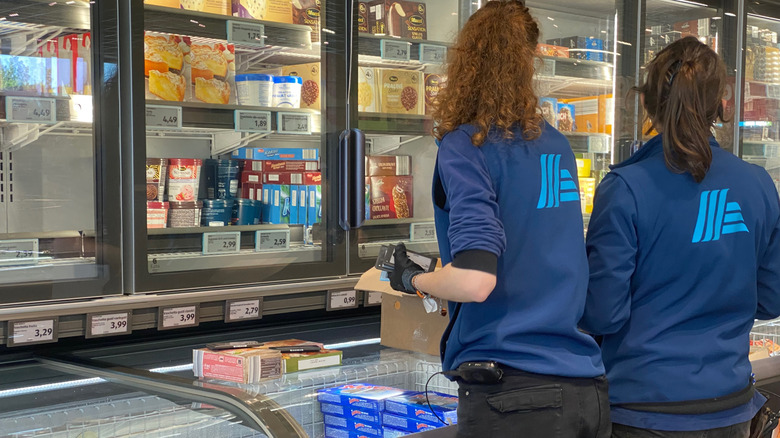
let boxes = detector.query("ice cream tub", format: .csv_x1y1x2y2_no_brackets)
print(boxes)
236,74,274,107
202,199,232,227
233,198,261,225
146,158,167,201
217,159,240,199
169,201,202,228
147,201,169,228
272,76,302,108
168,158,202,201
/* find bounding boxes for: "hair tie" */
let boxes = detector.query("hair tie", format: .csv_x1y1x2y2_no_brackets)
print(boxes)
667,60,682,85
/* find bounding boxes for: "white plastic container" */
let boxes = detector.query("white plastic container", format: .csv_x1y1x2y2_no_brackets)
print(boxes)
236,74,274,107
272,76,303,108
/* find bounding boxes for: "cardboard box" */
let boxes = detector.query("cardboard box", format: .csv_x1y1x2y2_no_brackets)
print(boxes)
307,184,322,225
540,97,558,128
358,2,370,33
368,0,427,40
262,160,319,172
599,94,613,135
192,347,282,383
381,413,442,433
557,103,575,132
560,36,587,60
281,62,320,109
146,0,230,14
369,176,413,219
258,339,342,372
241,182,263,200
358,67,379,113
355,267,449,356
576,158,592,178
563,96,599,133
264,172,303,184
241,170,263,183
299,186,308,225
232,0,292,23
144,32,188,102
323,415,383,435
232,147,319,161
324,425,381,438
317,383,410,412
319,404,382,423
537,43,569,58
383,391,458,425
367,155,411,176
292,0,321,42
423,73,444,116
290,185,299,224
378,69,423,115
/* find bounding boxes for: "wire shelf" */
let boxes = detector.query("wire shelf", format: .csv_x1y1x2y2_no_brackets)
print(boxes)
751,318,780,357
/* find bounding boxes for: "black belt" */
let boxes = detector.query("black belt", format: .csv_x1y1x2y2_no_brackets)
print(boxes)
616,380,755,415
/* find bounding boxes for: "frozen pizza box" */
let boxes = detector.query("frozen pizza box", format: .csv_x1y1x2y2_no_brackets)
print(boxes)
317,383,411,413
384,391,457,425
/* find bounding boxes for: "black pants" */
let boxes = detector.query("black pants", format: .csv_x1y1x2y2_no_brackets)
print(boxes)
455,370,611,438
611,421,751,438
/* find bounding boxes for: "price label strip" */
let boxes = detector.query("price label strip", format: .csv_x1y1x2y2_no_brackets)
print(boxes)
380,39,412,62
277,112,312,135
227,20,266,47
146,104,182,129
8,318,58,346
235,110,271,133
87,312,132,338
159,305,199,330
6,96,56,124
225,298,263,322
0,239,39,267
327,290,359,311
255,229,290,251
410,222,437,242
365,291,382,307
203,232,241,255
419,44,447,64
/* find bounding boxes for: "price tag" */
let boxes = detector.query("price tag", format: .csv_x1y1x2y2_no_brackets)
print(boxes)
203,232,241,255
410,222,437,241
159,305,199,330
146,105,182,129
8,318,58,346
227,20,266,47
365,291,382,306
235,110,271,132
381,39,412,62
277,112,312,135
419,44,447,64
87,312,131,338
327,290,359,311
225,298,263,322
0,239,39,267
5,96,56,124
255,229,291,251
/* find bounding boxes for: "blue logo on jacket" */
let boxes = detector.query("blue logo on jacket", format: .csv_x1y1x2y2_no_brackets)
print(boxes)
537,154,580,209
692,189,749,243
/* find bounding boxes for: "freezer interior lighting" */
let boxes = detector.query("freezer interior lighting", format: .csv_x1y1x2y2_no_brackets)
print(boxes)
324,338,381,350
740,121,773,127
0,377,104,399
725,12,736,17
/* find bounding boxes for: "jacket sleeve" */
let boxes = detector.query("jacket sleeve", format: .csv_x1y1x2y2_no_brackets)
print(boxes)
437,130,506,260
757,211,780,320
580,173,638,335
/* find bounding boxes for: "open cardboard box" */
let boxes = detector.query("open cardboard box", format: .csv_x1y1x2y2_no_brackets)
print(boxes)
356,266,449,357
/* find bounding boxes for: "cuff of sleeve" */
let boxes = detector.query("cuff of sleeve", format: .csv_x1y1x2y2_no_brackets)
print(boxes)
452,250,498,275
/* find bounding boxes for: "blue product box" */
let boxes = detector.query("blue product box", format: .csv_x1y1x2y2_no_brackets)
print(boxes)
324,426,381,438
320,403,382,424
383,391,458,426
266,185,284,224
382,428,409,438
280,184,291,224
261,186,271,223
317,384,410,412
380,413,442,434
290,186,299,224
307,185,322,225
539,97,558,128
299,185,307,226
231,147,253,159
557,103,576,132
324,414,382,433
315,185,322,224
586,37,604,61
250,147,319,161
560,36,587,59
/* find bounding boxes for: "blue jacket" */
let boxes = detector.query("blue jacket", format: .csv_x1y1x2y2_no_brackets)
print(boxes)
433,122,604,378
581,134,780,430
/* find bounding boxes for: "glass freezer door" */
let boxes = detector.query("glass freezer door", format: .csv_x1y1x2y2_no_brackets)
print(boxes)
350,0,618,272
0,0,122,303
134,0,349,292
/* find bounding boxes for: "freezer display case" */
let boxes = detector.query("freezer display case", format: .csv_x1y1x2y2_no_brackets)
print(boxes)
0,0,123,304
132,0,351,292
349,0,620,271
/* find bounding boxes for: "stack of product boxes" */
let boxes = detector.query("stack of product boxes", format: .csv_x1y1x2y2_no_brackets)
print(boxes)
643,19,718,64
366,155,413,220
317,383,457,438
539,95,613,135
545,36,605,62
232,147,321,225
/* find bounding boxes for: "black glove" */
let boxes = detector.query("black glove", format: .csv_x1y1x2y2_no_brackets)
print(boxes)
389,243,425,294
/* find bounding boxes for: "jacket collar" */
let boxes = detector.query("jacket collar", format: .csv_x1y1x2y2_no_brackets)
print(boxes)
611,134,720,170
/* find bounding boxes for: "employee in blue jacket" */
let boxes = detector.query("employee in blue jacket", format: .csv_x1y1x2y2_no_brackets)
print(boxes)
581,36,780,437
388,2,609,437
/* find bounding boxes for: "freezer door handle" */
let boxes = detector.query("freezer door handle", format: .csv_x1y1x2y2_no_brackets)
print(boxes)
339,128,365,231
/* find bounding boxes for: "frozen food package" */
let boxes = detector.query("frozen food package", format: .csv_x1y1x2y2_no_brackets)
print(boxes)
145,32,189,102
378,69,423,115
369,176,413,219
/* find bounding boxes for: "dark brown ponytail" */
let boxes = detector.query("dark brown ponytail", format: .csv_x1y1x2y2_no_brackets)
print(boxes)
634,36,727,182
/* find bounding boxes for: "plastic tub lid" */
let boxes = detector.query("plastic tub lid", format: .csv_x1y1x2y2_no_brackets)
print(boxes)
169,158,203,166
146,158,167,165
202,199,232,207
273,75,303,84
169,201,203,209
234,198,258,205
147,201,169,209
236,73,274,82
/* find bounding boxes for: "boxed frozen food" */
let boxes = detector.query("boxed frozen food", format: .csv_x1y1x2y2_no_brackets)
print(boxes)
58,33,93,95
562,96,598,133
324,426,381,438
378,69,423,115
231,147,319,160
383,391,457,425
241,170,263,183
358,2,370,33
232,0,292,23
291,185,300,224
146,158,168,201
579,177,595,214
307,184,322,224
147,202,169,228
369,176,413,219
169,201,203,227
292,0,321,43
145,0,230,15
674,18,712,38
598,94,613,134
258,339,342,372
368,0,427,40
281,62,321,109
323,415,383,435
317,383,410,412
241,182,263,200
192,347,282,383
560,36,603,61
190,42,235,104
262,160,320,172
367,155,411,176
263,184,291,224
264,172,303,185
358,67,379,113
319,404,383,424
145,32,188,101
299,185,308,225
381,413,442,433
423,73,444,116
537,43,569,58
557,103,575,132
383,428,410,438
539,97,558,128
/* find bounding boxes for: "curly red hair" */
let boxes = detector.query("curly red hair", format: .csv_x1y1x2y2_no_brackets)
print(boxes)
433,0,542,145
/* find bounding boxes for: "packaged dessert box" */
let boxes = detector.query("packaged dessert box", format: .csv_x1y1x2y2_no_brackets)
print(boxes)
145,0,230,15
258,339,342,372
381,413,443,433
383,391,458,425
562,96,599,133
190,42,235,104
232,0,292,24
358,2,370,33
537,43,569,58
319,403,382,424
377,69,423,115
192,347,282,383
368,0,427,40
539,97,558,128
281,62,321,109
292,0,321,43
317,383,410,412
323,415,383,435
369,176,413,219
358,67,379,113
366,155,411,176
557,103,576,132
423,73,444,116
145,32,189,102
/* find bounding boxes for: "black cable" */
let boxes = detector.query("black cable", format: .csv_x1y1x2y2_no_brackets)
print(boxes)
424,371,457,426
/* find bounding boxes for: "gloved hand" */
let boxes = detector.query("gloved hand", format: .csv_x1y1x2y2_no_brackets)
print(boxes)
389,243,425,294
